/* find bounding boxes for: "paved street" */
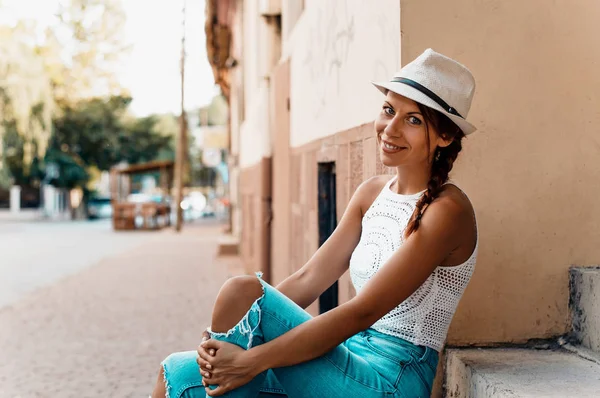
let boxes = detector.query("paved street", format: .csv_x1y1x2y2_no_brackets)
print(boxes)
0,219,235,397
0,219,157,309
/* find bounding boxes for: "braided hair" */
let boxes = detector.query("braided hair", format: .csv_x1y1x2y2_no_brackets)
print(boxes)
403,104,465,239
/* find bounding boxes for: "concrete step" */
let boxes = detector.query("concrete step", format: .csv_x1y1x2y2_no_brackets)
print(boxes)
217,233,239,256
570,266,600,352
445,348,600,397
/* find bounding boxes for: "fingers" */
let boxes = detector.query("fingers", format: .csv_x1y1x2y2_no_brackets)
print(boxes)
198,340,217,361
197,347,216,362
197,346,215,365
200,368,212,379
201,376,212,389
196,348,214,367
199,330,217,391
201,339,221,351
206,385,229,397
195,355,213,372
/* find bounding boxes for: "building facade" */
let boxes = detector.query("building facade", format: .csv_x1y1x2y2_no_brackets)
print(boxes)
206,0,600,394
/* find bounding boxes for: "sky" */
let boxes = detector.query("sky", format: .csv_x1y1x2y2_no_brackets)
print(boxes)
0,0,217,116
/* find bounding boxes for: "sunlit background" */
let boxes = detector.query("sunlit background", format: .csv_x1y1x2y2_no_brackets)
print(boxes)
0,0,229,221
0,0,217,115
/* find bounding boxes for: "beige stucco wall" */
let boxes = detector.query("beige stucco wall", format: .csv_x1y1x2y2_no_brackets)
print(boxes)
400,0,600,345
238,0,274,168
239,83,271,168
242,0,261,115
288,0,400,148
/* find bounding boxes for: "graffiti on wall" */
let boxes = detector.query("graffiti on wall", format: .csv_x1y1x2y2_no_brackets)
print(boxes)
302,0,355,119
300,0,399,121
291,0,400,146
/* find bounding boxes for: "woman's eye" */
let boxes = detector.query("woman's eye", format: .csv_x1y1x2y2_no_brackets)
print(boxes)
383,106,394,116
408,116,422,125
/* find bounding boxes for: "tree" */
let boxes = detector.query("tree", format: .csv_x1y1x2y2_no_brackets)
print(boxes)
0,23,54,188
50,95,131,171
118,116,175,165
44,148,89,190
48,95,175,190
55,0,130,102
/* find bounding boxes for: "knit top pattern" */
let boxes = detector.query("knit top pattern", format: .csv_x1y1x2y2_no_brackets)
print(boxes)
349,177,477,352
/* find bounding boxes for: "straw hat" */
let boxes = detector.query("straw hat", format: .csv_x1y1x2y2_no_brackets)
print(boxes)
372,48,477,135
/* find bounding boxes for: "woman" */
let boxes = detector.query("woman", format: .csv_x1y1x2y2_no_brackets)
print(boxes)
152,48,479,398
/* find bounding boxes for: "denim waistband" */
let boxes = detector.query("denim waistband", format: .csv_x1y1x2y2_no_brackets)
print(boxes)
361,328,438,367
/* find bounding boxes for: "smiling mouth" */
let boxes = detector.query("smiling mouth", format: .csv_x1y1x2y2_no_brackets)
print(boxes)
381,140,404,153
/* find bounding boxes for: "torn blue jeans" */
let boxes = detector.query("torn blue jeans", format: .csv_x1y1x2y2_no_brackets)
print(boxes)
161,275,439,398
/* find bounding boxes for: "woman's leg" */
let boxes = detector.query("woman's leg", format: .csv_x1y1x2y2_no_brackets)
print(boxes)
150,366,166,398
159,274,431,397
202,274,408,398
154,275,287,398
210,275,264,334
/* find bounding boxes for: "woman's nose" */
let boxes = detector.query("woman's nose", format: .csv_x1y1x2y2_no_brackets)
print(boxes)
383,124,402,140
382,115,404,138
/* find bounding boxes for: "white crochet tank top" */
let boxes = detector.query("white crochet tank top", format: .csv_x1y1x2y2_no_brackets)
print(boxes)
349,177,477,352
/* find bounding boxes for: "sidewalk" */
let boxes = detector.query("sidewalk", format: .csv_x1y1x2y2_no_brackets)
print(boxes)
0,208,74,224
0,222,240,397
0,208,44,222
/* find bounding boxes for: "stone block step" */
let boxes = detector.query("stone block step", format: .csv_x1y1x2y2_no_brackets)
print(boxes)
570,266,600,352
217,234,240,256
445,348,600,397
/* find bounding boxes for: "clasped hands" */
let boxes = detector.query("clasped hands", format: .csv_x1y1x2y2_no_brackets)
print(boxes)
196,329,261,396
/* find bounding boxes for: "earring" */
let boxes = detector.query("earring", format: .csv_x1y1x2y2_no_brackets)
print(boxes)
435,150,441,162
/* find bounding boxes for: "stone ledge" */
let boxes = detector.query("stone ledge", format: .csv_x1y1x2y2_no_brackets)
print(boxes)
570,266,600,352
445,348,600,397
217,234,240,256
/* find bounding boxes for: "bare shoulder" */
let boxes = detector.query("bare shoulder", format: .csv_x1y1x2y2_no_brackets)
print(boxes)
357,175,392,196
435,184,475,218
352,175,393,216
426,184,477,260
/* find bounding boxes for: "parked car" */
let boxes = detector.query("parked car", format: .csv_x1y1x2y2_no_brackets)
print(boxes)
87,196,112,219
126,193,170,204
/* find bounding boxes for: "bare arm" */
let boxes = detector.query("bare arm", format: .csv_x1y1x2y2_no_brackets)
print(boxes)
273,176,387,309
248,192,473,371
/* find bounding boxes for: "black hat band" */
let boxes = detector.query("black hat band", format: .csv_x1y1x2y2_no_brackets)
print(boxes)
391,77,463,118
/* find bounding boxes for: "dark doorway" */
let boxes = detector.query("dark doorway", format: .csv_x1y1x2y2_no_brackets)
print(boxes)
318,162,338,314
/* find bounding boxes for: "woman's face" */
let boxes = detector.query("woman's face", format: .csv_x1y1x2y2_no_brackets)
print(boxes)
374,92,449,168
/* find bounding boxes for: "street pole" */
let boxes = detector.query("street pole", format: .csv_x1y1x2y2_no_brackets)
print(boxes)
174,0,187,232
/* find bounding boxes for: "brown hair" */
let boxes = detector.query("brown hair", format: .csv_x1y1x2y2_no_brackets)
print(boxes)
403,104,465,238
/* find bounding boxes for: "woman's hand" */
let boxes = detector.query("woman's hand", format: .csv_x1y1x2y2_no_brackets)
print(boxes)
196,329,216,387
197,339,261,396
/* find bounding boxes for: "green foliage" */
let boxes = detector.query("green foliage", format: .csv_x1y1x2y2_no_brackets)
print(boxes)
46,95,175,189
1,120,25,184
0,164,11,189
0,0,180,194
0,25,54,169
50,95,131,171
44,148,89,189
119,115,174,164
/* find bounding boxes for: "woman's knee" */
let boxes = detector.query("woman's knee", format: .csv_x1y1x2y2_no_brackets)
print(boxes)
211,275,263,332
218,275,263,304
